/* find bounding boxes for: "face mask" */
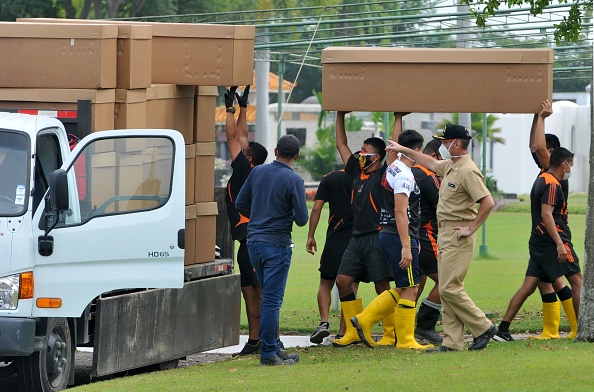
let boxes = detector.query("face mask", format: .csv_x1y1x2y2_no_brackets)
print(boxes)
438,141,454,160
562,161,572,180
358,153,377,170
398,152,416,164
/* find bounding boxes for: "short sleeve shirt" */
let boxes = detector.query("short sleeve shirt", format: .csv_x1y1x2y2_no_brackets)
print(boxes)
434,155,491,222
225,152,252,241
379,159,421,238
314,170,353,238
412,164,440,231
345,154,385,236
530,172,571,244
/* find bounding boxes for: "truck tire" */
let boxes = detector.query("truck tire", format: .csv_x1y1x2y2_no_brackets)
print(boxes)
0,360,16,378
16,318,72,392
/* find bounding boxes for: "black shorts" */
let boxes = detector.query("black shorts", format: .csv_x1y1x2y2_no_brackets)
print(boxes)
319,234,351,280
418,229,438,276
526,241,581,283
337,232,392,283
237,239,260,287
378,231,420,289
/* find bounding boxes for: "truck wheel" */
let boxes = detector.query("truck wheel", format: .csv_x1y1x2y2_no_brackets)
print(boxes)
16,318,72,392
0,360,16,378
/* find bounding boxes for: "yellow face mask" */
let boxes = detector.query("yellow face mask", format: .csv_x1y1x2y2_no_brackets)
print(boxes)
358,152,378,170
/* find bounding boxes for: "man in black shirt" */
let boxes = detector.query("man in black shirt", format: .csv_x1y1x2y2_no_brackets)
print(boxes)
306,169,355,344
495,101,581,342
331,111,393,348
223,86,269,355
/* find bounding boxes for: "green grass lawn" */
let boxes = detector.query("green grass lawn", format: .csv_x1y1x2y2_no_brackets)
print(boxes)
71,198,590,391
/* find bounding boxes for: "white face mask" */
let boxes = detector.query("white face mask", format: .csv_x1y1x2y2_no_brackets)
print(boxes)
438,140,454,160
562,161,572,180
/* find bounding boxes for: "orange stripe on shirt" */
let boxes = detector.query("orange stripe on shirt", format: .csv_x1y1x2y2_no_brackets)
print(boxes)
564,243,575,262
235,213,250,228
369,193,378,213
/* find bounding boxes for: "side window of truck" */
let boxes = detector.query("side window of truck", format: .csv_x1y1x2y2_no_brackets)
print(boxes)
35,132,63,213
58,136,175,226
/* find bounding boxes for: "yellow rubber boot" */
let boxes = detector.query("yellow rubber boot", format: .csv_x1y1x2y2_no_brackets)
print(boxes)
561,298,578,339
332,298,363,347
395,301,434,350
530,300,561,340
375,312,396,346
351,289,399,348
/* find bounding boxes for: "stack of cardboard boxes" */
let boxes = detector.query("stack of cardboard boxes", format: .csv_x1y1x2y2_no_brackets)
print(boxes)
1,19,255,266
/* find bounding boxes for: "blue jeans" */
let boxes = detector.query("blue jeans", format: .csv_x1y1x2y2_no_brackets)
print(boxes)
247,241,292,359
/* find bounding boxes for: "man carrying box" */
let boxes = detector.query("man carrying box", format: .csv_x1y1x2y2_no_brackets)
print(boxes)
223,86,268,356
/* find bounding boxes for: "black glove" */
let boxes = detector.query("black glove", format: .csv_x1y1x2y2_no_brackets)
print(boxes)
236,85,250,108
224,86,238,108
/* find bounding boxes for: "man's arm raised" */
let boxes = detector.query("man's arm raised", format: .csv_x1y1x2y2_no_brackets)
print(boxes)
530,100,553,170
335,111,353,165
386,112,407,165
224,86,242,161
236,85,250,152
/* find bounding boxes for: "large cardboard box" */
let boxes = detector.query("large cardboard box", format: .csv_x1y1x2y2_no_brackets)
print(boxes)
321,47,553,114
18,18,255,87
0,22,117,89
185,202,218,265
114,89,147,130
18,19,153,89
0,88,115,133
149,23,254,86
194,142,215,203
174,86,196,144
194,86,218,142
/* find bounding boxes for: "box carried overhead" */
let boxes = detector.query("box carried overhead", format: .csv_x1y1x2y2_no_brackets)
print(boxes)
321,47,553,114
0,22,117,89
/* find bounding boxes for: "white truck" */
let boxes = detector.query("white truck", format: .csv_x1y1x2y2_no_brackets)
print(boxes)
0,110,239,391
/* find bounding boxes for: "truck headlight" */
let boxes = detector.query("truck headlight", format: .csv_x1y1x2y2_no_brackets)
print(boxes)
0,274,20,310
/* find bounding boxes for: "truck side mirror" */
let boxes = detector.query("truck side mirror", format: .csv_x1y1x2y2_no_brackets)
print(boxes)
49,169,69,212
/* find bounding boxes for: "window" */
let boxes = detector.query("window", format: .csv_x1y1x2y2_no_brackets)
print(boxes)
58,136,174,227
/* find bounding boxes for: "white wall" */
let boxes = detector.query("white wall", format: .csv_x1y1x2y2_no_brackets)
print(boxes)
491,101,591,195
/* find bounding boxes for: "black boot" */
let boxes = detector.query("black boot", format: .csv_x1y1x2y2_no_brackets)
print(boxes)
414,301,443,345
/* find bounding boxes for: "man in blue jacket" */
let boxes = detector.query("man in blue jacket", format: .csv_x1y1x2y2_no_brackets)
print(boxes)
236,134,309,366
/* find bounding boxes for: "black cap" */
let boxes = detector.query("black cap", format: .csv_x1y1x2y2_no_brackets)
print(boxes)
277,134,300,157
434,124,472,140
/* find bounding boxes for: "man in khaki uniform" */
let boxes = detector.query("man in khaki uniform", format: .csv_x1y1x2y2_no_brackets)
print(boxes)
386,124,497,352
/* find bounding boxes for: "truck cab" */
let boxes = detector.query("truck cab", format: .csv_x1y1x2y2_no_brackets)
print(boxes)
0,112,239,391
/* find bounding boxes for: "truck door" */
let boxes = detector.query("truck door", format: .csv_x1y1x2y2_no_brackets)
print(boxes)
31,130,186,318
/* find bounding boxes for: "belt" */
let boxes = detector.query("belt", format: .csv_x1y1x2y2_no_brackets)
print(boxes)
437,220,473,228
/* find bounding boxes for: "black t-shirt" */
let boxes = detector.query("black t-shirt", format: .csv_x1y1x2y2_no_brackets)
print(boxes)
530,172,571,245
345,154,385,236
412,164,440,233
314,170,353,238
379,160,421,239
225,152,252,241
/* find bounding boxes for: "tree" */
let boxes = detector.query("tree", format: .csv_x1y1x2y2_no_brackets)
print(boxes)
460,0,593,43
0,0,58,21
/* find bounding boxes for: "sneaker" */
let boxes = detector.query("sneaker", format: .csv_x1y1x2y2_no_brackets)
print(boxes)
277,350,300,363
310,322,331,344
493,329,514,342
259,355,295,366
233,340,261,357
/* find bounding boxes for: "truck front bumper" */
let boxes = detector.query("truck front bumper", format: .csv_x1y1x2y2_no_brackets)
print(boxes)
0,317,35,356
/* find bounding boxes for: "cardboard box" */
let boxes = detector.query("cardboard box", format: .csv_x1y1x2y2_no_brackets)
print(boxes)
185,144,196,205
149,23,254,86
114,88,147,130
185,202,218,265
18,18,255,87
0,88,115,133
0,22,117,89
17,18,152,89
194,86,218,142
146,84,194,143
194,142,215,203
321,47,553,114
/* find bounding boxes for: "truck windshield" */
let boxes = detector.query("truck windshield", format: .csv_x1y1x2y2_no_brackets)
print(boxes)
0,130,29,216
